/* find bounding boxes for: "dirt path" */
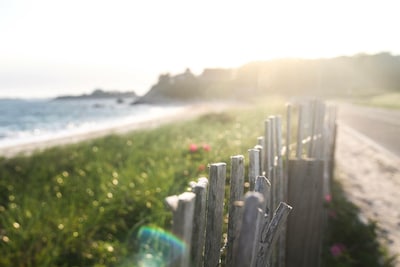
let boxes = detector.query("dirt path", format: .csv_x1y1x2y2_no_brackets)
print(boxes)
337,103,400,157
335,122,400,265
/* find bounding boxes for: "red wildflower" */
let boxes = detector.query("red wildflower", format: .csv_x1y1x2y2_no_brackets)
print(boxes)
189,143,198,153
325,194,332,203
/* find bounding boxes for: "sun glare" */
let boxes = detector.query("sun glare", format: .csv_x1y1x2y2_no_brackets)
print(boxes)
0,0,399,97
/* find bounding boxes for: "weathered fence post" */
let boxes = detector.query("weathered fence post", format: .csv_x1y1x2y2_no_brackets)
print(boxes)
308,100,316,158
286,159,324,267
204,162,227,267
296,104,304,158
233,192,264,267
275,116,284,204
257,136,264,176
249,148,262,191
264,119,273,178
270,116,279,209
226,155,245,266
274,115,287,267
285,103,291,178
255,176,272,216
165,192,196,267
190,177,209,267
324,105,337,195
256,202,293,267
254,175,272,266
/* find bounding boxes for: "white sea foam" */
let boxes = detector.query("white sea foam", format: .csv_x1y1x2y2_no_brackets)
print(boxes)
0,98,185,149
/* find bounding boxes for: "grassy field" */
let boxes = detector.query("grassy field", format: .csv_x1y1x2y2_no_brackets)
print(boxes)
0,96,394,266
353,92,400,109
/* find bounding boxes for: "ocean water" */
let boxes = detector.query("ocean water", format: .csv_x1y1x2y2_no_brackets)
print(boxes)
0,98,185,148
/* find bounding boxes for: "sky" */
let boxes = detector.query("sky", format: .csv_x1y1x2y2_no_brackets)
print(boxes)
0,0,399,98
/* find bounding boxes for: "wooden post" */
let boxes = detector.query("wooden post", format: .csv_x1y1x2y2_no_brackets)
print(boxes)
318,100,324,158
308,99,324,158
257,136,264,175
226,155,245,267
275,115,287,267
249,149,261,191
286,159,324,267
191,177,209,267
269,116,278,211
315,101,326,160
257,136,264,146
327,106,337,191
307,100,315,158
254,176,272,266
275,116,284,203
264,119,273,178
165,192,196,267
285,103,291,176
255,176,272,216
269,115,279,267
296,104,304,159
204,162,227,267
256,202,293,267
233,192,264,267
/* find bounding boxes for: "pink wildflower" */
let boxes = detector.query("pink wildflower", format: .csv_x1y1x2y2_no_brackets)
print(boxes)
330,243,346,257
325,194,332,203
202,143,211,152
189,143,198,153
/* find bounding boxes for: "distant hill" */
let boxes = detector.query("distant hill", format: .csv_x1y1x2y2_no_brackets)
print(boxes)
236,52,400,97
135,52,400,104
55,89,137,100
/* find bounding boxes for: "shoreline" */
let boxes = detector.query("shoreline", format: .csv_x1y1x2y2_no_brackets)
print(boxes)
0,101,232,159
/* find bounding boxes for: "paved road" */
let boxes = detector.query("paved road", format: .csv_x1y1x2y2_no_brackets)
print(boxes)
337,103,400,157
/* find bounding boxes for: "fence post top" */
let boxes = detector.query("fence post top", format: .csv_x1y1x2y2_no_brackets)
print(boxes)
165,195,179,211
197,177,209,186
231,154,244,160
210,162,226,167
165,192,196,211
249,146,262,152
179,192,196,202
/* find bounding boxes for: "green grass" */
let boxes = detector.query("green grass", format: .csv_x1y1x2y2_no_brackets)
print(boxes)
0,97,283,266
0,96,394,266
353,92,400,109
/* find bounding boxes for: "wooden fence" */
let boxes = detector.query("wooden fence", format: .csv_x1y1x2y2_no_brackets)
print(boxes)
162,99,337,267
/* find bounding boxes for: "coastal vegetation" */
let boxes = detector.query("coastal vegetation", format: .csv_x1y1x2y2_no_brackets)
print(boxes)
0,97,394,266
136,52,400,104
0,98,280,266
